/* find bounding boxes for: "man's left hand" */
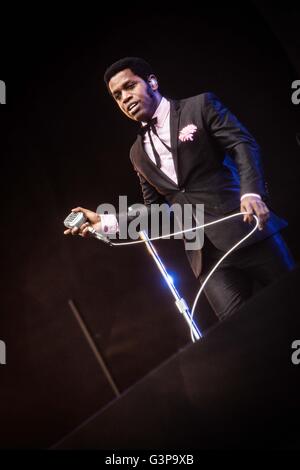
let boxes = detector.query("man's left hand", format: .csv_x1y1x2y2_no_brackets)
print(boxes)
240,195,270,231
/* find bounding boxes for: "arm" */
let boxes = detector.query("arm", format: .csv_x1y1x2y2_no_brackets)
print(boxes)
64,170,164,238
115,168,165,230
203,92,270,229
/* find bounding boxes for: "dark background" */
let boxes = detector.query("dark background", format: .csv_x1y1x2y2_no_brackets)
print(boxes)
1,3,300,448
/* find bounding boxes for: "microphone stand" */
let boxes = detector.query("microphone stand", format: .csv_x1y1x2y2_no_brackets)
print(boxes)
139,230,202,340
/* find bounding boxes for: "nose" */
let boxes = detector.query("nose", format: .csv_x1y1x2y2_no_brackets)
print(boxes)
122,90,132,105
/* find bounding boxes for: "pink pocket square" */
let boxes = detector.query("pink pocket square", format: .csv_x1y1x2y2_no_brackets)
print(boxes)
179,124,198,142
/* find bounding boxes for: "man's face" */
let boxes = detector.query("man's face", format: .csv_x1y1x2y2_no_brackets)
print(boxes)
109,68,158,122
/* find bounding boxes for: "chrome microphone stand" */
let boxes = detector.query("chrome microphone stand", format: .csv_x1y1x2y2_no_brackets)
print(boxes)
139,230,202,340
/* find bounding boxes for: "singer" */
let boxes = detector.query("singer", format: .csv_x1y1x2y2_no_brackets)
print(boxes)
64,57,295,321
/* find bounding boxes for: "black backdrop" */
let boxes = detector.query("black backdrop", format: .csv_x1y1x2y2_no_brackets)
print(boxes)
1,4,300,448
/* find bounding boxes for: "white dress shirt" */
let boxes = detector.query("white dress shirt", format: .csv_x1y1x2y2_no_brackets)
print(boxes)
141,97,178,185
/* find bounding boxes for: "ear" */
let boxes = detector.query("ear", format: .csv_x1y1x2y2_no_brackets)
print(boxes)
148,74,159,90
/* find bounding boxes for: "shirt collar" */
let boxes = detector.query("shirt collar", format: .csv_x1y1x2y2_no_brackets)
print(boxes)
142,97,170,128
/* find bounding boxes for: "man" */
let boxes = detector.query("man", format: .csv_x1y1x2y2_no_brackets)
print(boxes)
64,57,294,321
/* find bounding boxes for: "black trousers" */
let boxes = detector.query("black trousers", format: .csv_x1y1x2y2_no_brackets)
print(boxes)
199,233,295,321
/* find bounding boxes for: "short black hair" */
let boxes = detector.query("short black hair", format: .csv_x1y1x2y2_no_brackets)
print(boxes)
104,57,154,90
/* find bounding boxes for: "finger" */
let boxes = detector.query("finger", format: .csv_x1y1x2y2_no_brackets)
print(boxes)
243,213,252,223
81,226,91,237
253,202,270,228
251,201,263,224
259,209,269,222
258,215,269,230
241,205,251,222
71,227,79,235
71,207,85,213
64,229,71,235
79,224,90,237
79,222,90,232
245,211,254,224
258,217,267,230
261,206,270,220
243,203,254,222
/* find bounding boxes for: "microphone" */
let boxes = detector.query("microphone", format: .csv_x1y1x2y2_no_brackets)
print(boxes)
64,211,113,246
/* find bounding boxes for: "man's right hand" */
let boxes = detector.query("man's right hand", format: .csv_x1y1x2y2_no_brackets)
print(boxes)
64,207,102,237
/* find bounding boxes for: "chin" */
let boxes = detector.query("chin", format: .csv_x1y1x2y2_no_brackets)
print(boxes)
133,111,145,122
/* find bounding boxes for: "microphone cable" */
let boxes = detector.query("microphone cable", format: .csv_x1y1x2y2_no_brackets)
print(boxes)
105,211,260,342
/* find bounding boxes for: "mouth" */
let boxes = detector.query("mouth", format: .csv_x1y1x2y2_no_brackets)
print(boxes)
127,102,140,114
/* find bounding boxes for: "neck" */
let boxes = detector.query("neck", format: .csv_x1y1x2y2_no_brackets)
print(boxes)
138,93,163,123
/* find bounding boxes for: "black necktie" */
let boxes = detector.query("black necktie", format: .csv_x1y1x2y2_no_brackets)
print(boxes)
141,117,172,169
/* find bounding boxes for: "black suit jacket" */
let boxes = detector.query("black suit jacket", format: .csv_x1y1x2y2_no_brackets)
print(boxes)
124,92,287,277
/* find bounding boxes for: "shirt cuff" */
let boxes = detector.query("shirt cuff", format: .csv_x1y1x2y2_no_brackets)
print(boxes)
240,193,262,201
98,214,119,235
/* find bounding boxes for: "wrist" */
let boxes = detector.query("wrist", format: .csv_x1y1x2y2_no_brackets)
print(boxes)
240,193,261,201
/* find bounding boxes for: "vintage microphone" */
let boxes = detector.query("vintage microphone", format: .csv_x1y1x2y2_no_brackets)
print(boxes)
64,211,113,246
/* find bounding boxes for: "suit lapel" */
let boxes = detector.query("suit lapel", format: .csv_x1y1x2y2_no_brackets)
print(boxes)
169,100,181,185
133,133,178,188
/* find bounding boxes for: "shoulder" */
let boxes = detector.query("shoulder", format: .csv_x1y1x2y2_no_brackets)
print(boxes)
175,92,219,110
